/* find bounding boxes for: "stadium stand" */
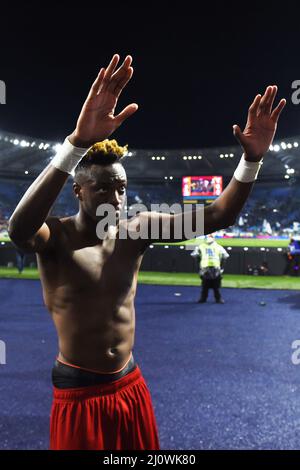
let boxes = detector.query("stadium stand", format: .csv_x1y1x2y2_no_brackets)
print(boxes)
0,129,299,238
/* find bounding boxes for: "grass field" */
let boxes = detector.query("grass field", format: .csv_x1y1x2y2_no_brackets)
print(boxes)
0,236,290,248
156,238,289,248
0,267,299,290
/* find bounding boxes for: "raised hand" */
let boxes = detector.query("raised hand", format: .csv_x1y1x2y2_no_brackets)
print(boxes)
233,86,286,162
69,54,138,147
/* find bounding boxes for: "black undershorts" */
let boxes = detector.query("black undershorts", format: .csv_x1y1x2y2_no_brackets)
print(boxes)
52,355,136,389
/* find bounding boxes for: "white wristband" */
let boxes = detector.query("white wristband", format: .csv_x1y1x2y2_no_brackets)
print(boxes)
234,154,263,183
51,137,89,175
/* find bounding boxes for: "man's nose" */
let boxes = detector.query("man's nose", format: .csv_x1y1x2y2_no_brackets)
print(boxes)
111,190,122,207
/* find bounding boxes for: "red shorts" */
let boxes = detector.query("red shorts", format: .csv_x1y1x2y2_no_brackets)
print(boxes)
50,365,160,450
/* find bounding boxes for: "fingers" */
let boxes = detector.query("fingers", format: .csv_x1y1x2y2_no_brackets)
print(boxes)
109,55,133,96
248,94,262,116
115,103,139,127
250,85,285,121
264,85,277,114
102,54,120,85
113,67,134,97
95,54,133,97
87,68,105,100
232,124,246,147
271,98,286,123
87,54,122,100
257,86,273,114
111,55,132,83
259,85,277,115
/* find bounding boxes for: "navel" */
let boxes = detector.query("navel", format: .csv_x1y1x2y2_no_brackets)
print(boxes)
108,348,118,356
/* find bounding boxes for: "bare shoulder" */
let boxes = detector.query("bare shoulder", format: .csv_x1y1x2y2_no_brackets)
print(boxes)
36,215,73,257
56,215,76,236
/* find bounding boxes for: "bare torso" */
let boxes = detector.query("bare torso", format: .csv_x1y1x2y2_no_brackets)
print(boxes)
37,216,145,372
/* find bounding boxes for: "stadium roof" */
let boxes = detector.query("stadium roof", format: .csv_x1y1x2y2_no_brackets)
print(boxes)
0,129,299,182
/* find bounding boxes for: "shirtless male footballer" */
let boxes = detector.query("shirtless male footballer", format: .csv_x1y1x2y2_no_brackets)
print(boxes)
8,54,286,450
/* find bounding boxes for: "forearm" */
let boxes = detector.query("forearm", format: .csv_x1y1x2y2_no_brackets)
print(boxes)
211,176,255,227
203,154,263,232
8,164,69,241
141,150,264,243
155,175,255,242
9,136,87,241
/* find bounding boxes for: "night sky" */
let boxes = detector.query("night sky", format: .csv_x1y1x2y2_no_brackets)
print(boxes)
1,3,300,149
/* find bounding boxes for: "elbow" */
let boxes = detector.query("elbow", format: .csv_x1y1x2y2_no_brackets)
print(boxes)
8,218,15,239
8,220,31,252
8,224,17,243
8,216,22,243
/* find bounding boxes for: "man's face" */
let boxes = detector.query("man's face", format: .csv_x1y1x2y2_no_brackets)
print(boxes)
73,163,127,222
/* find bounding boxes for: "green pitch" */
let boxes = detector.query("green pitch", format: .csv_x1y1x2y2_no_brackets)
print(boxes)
0,267,299,290
0,235,10,243
0,236,289,248
138,272,300,290
156,238,289,248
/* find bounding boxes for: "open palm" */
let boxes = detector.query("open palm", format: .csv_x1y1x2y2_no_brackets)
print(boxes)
71,54,138,147
233,86,286,162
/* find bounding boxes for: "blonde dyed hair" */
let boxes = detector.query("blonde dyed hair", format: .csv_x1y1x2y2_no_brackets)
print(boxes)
85,139,128,160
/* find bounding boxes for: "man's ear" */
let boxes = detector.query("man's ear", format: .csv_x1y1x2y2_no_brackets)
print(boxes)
73,182,82,201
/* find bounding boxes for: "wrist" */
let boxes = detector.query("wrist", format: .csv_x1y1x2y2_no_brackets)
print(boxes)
68,132,94,149
233,154,263,183
51,137,88,175
244,153,264,163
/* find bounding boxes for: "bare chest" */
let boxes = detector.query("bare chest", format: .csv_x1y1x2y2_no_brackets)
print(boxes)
38,240,142,303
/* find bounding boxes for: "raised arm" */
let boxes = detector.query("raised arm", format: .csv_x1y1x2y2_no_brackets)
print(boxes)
8,54,138,252
204,85,286,232
137,85,285,244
